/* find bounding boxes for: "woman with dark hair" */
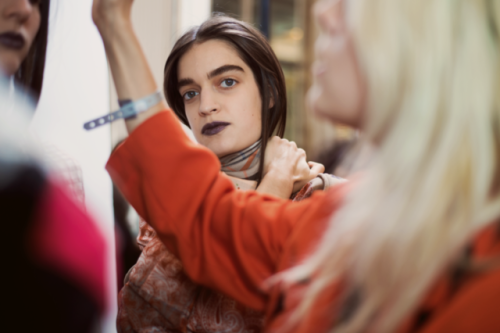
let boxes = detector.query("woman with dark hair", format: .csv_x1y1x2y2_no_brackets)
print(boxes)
164,15,288,185
0,0,50,103
116,16,338,333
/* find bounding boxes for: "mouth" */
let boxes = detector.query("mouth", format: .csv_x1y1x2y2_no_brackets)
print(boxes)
0,32,26,51
201,121,230,136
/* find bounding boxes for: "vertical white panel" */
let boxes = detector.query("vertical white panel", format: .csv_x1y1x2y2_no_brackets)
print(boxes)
179,0,212,34
30,1,117,332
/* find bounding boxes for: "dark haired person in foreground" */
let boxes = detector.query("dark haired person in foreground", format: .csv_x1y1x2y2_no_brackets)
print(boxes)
94,0,500,332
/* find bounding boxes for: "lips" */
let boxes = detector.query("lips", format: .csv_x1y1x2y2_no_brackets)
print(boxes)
0,32,26,51
201,121,230,136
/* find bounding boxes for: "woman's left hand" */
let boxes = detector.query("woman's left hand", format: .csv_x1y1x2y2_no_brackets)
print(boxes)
292,161,325,192
257,137,325,198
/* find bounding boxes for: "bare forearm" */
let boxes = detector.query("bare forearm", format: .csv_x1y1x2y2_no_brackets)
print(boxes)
95,15,166,133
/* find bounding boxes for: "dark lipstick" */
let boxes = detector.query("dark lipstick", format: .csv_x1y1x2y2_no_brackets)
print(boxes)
201,121,230,136
0,32,25,50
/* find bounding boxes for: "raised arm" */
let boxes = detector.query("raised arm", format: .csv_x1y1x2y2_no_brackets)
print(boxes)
92,0,164,133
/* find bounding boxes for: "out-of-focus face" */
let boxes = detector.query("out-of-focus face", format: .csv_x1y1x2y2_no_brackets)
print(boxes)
178,39,262,158
308,0,366,128
0,0,41,76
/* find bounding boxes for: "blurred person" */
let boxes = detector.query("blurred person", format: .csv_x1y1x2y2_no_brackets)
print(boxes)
0,0,87,204
0,77,108,333
93,0,500,332
117,16,338,333
0,0,50,103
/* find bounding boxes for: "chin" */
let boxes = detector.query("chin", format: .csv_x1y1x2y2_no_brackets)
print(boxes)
205,143,233,158
0,56,22,76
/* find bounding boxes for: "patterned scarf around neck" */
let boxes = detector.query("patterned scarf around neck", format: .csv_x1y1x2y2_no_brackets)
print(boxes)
219,140,261,180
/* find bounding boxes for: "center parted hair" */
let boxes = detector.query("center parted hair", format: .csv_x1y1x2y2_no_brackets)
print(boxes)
164,15,287,184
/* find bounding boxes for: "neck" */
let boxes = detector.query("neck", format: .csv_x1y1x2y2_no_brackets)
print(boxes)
219,140,261,181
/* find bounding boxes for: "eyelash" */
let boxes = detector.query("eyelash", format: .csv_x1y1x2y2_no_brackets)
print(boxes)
220,78,237,88
181,78,238,102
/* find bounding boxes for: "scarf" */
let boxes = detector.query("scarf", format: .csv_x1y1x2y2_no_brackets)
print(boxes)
219,140,261,181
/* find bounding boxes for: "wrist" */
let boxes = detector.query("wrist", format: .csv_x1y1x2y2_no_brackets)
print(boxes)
264,168,293,193
94,12,132,41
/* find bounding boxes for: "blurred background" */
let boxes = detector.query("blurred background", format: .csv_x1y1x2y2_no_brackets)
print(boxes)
27,1,355,332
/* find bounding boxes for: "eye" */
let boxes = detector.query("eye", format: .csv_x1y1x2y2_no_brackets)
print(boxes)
221,79,237,88
183,91,199,101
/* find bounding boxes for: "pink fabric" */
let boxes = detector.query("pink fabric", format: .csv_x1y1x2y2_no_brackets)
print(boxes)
30,181,108,312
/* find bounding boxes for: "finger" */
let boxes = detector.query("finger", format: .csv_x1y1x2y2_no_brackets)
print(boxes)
309,162,325,176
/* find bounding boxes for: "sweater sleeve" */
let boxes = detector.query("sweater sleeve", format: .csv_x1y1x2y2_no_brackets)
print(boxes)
106,110,337,310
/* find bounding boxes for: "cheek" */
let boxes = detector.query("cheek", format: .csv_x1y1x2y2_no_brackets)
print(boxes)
184,105,202,135
243,95,262,133
27,10,42,43
310,34,365,127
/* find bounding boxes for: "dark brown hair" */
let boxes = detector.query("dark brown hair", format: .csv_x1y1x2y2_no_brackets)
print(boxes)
164,15,287,184
14,0,50,104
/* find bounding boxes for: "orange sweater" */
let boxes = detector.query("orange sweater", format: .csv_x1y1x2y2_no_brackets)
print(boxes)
107,110,500,333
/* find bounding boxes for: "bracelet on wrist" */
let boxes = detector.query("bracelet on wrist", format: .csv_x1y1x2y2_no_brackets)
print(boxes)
83,91,162,131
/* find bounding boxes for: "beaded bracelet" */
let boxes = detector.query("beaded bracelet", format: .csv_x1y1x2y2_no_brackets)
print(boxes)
83,91,162,131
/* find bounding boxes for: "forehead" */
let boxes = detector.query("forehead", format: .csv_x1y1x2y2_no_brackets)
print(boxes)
178,39,248,79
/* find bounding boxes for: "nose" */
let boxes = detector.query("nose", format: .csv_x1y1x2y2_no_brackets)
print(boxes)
198,89,220,117
2,0,34,24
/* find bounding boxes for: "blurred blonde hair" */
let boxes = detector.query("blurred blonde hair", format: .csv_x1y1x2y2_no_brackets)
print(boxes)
282,0,500,332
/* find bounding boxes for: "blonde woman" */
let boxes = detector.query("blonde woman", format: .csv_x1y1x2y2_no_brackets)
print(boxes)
93,0,500,332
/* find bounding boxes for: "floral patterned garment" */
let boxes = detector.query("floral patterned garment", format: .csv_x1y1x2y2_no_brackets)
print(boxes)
116,174,344,333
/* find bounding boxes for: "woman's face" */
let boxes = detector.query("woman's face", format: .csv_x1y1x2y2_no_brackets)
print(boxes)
308,0,366,128
0,0,41,76
178,39,262,158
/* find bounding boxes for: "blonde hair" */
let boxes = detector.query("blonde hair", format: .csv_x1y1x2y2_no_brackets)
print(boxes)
282,0,500,332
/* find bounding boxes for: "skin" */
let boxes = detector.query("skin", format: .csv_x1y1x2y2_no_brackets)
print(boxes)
178,40,263,158
0,0,41,76
308,0,366,128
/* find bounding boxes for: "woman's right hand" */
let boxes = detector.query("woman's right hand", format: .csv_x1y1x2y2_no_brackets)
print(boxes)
92,0,134,33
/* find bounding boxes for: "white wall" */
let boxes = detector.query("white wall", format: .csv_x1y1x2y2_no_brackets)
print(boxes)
111,0,211,146
30,1,116,332
31,1,213,332
179,0,212,34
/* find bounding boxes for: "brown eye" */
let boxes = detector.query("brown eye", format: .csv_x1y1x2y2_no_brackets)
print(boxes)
183,91,199,101
221,79,236,88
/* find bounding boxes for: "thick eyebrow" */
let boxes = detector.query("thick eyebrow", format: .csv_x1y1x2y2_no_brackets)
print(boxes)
177,65,244,90
207,65,244,79
178,78,195,89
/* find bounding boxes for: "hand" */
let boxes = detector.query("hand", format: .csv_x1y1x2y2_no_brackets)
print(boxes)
263,136,325,193
92,0,134,32
293,161,325,192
